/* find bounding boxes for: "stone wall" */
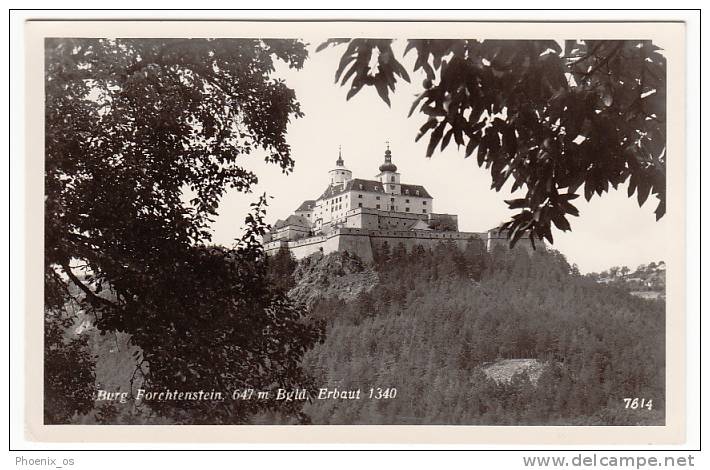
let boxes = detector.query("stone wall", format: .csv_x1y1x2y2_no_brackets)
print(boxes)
264,224,544,262
265,227,488,263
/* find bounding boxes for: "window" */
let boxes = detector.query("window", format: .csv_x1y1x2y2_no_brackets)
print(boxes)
359,184,363,190
415,190,420,196
405,199,410,203
423,200,427,205
358,202,362,208
390,206,395,211
390,197,395,202
390,176,395,182
358,194,362,198
422,209,427,213
405,207,410,212
376,196,380,200
376,204,380,209
390,185,395,190
405,189,409,195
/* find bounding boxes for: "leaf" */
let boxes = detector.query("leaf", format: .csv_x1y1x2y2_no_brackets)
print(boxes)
551,212,571,231
374,79,391,107
391,58,411,83
416,118,439,142
408,92,429,117
655,197,665,220
542,225,554,244
510,224,526,248
465,132,481,158
477,137,488,167
637,179,651,206
505,198,528,210
503,127,517,157
334,52,357,83
346,82,364,101
426,122,446,158
339,61,360,86
441,128,454,151
560,200,580,217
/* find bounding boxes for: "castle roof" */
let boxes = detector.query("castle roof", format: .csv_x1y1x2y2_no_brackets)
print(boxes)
317,178,432,200
379,148,398,173
295,200,316,212
273,214,311,230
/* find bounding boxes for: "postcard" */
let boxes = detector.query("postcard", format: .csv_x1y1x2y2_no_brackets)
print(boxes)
24,18,686,444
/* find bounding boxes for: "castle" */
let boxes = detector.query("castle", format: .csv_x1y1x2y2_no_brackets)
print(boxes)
263,145,515,262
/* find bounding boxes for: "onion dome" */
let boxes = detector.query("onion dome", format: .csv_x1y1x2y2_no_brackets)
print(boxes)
379,147,398,173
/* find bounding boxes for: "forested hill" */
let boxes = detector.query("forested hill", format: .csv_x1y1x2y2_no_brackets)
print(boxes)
268,240,665,425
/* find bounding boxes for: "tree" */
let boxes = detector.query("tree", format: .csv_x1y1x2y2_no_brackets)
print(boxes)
45,39,323,423
267,246,299,291
44,304,96,424
321,39,666,246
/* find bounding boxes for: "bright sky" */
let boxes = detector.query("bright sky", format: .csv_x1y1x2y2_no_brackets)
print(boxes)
209,41,668,274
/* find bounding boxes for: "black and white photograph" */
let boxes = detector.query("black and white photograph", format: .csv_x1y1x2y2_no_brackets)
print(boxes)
24,17,690,444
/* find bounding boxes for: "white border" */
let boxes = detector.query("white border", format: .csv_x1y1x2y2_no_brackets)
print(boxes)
7,7,702,461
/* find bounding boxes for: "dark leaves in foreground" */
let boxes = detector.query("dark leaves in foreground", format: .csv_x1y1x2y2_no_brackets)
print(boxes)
322,39,666,247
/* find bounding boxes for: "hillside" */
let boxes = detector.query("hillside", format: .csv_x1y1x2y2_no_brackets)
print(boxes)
288,241,665,425
50,242,665,426
288,251,379,308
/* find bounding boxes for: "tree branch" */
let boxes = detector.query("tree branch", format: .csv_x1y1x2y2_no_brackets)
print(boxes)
60,262,116,311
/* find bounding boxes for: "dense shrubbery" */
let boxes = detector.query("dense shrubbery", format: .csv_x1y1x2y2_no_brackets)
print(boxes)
300,241,665,425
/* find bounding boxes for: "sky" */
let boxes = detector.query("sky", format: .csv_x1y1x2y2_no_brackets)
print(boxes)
209,40,668,274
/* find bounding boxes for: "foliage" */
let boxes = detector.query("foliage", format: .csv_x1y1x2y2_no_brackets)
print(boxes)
591,261,666,292
45,38,323,423
44,306,97,424
321,39,666,246
297,243,664,425
266,247,299,292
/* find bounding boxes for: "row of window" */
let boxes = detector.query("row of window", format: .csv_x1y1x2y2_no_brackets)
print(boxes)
368,203,427,214
361,194,427,205
357,184,421,197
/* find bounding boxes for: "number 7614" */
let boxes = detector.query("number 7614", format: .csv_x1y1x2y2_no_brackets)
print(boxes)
623,398,653,410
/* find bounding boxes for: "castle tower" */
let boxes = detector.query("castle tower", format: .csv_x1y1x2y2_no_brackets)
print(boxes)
376,142,401,195
329,146,352,186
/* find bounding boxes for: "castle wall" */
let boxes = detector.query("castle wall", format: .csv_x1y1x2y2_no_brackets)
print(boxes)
367,229,483,254
486,228,544,254
335,231,375,263
266,227,487,263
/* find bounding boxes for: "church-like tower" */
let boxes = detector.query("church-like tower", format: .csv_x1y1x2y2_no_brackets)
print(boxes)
329,147,352,186
376,143,401,195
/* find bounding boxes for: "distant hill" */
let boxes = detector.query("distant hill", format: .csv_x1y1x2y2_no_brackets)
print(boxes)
590,261,666,299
